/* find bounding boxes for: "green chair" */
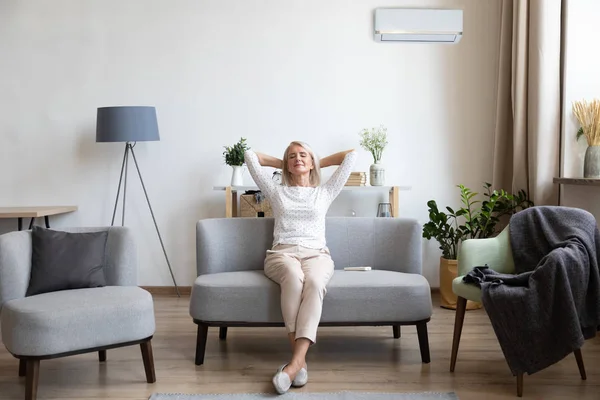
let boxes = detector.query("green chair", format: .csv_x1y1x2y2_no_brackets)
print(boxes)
449,224,587,397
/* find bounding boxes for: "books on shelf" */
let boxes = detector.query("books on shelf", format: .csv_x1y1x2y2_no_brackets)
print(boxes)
345,172,367,186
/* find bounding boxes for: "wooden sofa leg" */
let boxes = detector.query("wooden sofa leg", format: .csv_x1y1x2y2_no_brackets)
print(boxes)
195,323,209,366
416,322,430,363
450,296,467,372
516,373,523,397
99,350,107,362
574,348,586,380
19,359,26,377
393,325,401,339
25,360,40,400
219,327,228,340
140,340,156,383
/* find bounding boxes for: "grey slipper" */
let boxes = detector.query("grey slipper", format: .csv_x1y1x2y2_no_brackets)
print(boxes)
272,364,292,394
292,366,308,387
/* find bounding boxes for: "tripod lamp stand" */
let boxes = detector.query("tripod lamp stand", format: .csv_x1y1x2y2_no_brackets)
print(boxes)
96,106,180,297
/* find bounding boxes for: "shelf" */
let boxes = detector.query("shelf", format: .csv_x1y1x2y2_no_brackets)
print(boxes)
213,185,412,192
553,177,600,187
215,185,409,218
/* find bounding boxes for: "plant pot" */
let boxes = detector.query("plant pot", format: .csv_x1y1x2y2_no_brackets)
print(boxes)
370,162,385,186
231,165,244,186
439,257,482,310
584,145,600,178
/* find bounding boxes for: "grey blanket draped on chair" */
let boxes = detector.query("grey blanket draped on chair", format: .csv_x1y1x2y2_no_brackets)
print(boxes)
463,206,600,376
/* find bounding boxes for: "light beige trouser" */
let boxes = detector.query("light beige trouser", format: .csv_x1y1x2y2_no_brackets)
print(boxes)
264,244,335,344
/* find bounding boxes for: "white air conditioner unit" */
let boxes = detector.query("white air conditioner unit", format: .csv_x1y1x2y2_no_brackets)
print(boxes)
374,8,463,44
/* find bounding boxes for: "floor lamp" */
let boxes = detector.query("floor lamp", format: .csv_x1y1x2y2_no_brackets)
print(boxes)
96,106,180,297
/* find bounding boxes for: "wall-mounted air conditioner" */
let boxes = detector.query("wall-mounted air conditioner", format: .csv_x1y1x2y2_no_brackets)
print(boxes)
374,8,463,44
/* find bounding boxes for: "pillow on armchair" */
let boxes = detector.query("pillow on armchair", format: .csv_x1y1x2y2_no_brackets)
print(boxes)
26,226,109,296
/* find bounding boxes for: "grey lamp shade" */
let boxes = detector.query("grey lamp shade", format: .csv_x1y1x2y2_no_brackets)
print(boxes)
96,106,160,142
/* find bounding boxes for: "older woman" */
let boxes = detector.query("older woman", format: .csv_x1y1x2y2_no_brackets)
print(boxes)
244,142,357,394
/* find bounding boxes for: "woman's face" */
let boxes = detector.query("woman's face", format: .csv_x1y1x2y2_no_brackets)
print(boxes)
287,144,314,177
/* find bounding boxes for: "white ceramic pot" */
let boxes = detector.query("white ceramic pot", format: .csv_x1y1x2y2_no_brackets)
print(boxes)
231,165,244,186
370,162,385,186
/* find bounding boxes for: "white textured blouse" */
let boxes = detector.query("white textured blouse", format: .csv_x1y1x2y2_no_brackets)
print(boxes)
244,150,358,249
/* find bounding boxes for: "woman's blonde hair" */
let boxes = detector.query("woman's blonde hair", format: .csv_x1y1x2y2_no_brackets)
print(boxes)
281,141,321,187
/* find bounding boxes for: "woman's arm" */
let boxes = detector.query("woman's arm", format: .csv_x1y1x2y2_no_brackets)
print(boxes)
320,149,355,168
244,150,277,194
322,151,358,199
255,152,283,169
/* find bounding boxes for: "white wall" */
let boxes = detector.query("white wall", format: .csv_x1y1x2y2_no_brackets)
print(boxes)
0,0,502,287
560,0,600,210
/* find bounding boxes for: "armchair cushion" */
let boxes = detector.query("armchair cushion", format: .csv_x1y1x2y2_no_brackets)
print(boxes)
452,276,482,302
1,286,155,357
26,226,108,297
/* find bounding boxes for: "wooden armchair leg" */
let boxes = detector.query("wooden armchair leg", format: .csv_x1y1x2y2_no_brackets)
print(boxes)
25,360,40,400
140,340,156,383
393,325,401,339
574,348,586,380
195,323,209,366
516,373,523,397
219,327,228,340
416,322,430,363
450,296,467,372
19,359,26,377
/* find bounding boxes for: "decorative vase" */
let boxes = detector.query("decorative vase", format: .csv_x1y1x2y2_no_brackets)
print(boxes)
231,165,244,186
439,257,482,311
370,162,385,186
584,145,600,178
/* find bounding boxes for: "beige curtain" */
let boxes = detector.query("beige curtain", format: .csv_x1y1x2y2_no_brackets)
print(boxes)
492,0,563,206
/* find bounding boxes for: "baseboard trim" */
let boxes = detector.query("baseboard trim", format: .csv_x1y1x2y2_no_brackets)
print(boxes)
140,286,192,296
141,286,440,296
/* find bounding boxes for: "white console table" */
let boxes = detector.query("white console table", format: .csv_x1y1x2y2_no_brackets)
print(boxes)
213,185,412,218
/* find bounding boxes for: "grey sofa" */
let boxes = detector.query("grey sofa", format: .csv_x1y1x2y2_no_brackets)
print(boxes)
190,217,432,365
0,227,156,400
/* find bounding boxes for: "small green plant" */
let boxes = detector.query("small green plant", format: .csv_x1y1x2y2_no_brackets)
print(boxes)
223,137,250,166
359,125,388,163
422,183,533,260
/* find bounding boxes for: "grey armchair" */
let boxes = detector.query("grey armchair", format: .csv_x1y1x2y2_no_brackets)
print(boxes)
0,226,156,400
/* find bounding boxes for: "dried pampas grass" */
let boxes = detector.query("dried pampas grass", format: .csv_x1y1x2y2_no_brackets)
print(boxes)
573,99,600,146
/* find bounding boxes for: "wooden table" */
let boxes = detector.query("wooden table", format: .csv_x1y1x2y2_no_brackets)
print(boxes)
213,186,411,218
0,206,78,231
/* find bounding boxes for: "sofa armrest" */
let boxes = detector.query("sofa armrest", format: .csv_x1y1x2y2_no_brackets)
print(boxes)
457,225,515,276
0,231,32,311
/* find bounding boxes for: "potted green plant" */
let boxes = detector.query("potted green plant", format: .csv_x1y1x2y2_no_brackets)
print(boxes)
359,125,388,186
223,137,250,186
422,182,533,309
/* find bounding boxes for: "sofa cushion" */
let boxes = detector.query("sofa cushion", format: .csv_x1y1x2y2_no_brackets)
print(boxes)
26,226,108,297
1,286,155,356
190,270,432,324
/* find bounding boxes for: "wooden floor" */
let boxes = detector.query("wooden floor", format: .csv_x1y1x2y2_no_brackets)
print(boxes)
1,293,598,400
